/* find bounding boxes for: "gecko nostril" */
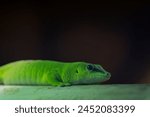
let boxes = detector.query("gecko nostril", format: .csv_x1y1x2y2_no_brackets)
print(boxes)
106,72,111,77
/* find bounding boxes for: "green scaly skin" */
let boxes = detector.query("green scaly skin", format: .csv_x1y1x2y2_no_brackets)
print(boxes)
0,60,111,86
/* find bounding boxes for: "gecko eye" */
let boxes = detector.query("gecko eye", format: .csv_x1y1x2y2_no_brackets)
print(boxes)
87,65,94,71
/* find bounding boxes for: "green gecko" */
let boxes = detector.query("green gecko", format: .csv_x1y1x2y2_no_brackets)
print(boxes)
0,60,111,86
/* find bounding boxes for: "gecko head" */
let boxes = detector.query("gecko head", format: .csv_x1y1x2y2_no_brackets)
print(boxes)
70,62,111,85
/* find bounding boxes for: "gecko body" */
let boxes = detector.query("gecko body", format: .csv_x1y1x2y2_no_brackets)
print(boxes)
0,60,111,86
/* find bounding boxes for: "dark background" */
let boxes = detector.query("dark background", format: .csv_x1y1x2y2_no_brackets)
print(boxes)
0,2,150,83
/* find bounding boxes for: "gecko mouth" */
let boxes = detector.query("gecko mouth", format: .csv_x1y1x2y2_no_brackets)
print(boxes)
92,72,111,78
73,72,111,85
89,72,111,82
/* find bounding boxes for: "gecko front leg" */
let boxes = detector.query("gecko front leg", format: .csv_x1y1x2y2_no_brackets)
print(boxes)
42,72,71,87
